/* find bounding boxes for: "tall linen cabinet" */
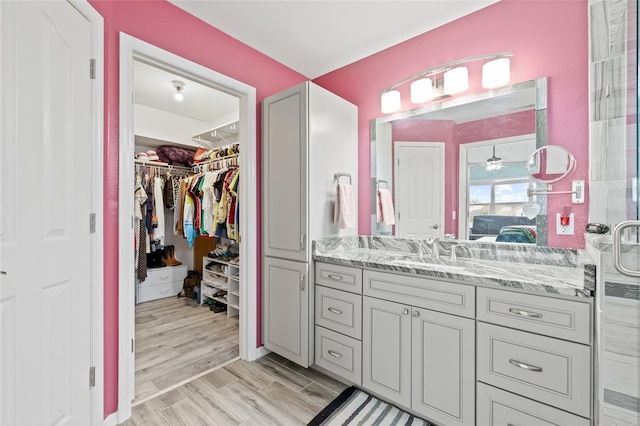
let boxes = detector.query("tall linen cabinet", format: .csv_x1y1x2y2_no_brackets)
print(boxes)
262,81,358,367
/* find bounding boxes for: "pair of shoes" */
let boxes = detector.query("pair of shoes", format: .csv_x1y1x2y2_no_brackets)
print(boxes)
164,245,182,266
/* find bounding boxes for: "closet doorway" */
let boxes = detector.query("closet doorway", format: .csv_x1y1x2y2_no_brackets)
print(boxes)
118,34,258,420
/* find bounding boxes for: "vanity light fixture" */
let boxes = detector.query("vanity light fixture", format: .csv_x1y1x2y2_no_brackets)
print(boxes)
482,57,510,88
379,52,513,114
381,90,401,114
444,66,469,95
485,146,503,171
410,77,433,103
172,80,185,102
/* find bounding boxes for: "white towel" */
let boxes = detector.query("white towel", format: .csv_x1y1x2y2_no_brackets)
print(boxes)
378,188,395,225
333,183,356,229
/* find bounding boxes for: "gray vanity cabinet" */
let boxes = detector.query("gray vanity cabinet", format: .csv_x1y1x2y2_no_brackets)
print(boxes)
362,276,475,426
362,296,412,408
262,257,309,366
411,308,475,426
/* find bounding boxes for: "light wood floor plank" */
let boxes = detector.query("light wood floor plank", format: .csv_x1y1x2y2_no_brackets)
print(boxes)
133,297,239,403
124,355,350,426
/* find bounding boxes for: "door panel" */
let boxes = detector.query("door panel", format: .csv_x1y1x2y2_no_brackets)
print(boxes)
362,296,411,408
412,308,475,426
0,2,94,424
394,143,444,238
262,86,308,261
263,257,309,367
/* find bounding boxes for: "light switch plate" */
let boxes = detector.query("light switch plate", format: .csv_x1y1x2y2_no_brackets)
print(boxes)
556,213,574,235
572,180,585,204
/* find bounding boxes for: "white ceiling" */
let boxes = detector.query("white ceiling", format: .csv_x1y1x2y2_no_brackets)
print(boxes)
133,1,501,149
134,60,238,123
168,0,501,79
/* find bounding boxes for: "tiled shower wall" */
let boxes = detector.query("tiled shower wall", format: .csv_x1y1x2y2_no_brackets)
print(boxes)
589,1,639,425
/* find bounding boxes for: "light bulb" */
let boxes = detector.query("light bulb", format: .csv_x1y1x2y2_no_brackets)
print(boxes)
482,57,510,88
174,91,183,101
444,67,468,95
410,78,433,103
381,90,401,113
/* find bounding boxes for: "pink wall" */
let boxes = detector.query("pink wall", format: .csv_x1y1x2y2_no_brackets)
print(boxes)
314,0,589,249
88,0,306,418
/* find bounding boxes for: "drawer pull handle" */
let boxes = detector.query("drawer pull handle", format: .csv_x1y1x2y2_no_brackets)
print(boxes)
509,359,542,372
327,350,342,358
327,274,343,281
158,289,170,294
327,307,342,315
508,308,542,318
159,275,170,281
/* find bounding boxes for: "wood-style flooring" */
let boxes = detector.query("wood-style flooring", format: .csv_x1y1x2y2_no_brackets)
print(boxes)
122,352,348,425
134,296,239,403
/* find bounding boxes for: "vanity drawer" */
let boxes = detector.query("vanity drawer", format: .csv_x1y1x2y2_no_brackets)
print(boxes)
363,270,474,318
141,265,188,287
477,323,591,417
315,286,362,340
477,383,590,426
477,287,592,344
314,326,361,385
315,262,362,294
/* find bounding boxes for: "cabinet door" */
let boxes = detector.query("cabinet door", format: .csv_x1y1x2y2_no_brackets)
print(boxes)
263,257,309,367
362,296,411,408
262,83,308,262
411,308,475,426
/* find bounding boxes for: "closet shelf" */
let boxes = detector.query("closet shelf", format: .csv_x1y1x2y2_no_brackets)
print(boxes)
201,255,239,318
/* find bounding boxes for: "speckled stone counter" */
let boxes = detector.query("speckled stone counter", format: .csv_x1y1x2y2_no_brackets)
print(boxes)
313,236,596,298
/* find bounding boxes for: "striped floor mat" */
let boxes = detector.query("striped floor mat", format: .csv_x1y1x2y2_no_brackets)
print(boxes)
308,387,433,426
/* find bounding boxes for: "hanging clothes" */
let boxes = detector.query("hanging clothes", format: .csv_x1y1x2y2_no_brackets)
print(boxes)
153,176,165,245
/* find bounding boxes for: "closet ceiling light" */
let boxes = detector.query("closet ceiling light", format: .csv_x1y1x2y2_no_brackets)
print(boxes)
172,80,185,102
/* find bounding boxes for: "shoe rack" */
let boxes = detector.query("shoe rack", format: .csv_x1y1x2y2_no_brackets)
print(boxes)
201,256,240,317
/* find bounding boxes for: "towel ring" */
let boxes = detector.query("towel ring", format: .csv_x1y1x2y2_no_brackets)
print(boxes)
334,172,352,185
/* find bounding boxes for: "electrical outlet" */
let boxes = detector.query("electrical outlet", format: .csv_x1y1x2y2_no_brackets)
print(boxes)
556,213,574,235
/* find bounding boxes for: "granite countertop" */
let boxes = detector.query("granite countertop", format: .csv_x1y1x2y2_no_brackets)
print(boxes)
313,236,596,298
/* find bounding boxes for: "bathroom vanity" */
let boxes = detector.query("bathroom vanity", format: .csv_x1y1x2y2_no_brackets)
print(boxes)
311,236,596,426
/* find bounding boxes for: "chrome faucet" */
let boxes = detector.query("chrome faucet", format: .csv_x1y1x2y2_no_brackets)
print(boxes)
418,238,440,259
450,243,468,261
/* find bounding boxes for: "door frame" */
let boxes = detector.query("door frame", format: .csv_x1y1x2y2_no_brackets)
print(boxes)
393,141,445,237
68,1,105,423
117,33,258,422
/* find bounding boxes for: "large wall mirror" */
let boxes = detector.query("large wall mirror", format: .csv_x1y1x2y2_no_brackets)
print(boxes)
371,78,549,245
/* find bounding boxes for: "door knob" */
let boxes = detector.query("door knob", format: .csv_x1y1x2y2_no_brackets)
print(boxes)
412,310,420,318
431,224,439,229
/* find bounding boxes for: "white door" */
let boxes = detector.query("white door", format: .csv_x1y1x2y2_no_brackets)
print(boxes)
394,142,445,238
1,1,95,424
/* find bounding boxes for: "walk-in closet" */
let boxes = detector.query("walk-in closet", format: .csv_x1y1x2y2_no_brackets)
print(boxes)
132,59,242,403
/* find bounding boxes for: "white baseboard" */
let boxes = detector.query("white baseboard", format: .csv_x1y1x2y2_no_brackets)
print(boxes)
254,345,270,359
103,412,119,426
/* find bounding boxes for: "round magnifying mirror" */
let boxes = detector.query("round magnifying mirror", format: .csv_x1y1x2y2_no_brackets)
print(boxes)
526,145,575,184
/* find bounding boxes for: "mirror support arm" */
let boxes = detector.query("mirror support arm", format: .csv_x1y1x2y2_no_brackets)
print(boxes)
527,180,584,203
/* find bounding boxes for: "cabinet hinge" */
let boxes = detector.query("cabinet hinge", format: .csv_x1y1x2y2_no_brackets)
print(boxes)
90,59,96,79
89,366,95,387
132,338,135,353
89,213,96,233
